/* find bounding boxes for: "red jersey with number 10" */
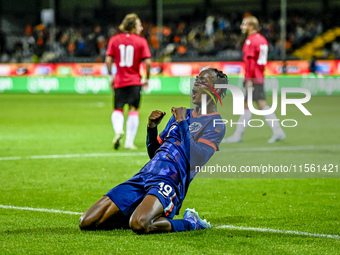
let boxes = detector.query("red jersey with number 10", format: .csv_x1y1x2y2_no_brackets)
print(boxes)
106,33,151,88
242,33,268,84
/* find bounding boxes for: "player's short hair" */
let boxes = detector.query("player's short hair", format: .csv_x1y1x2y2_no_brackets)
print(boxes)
207,68,229,100
119,13,140,33
244,16,259,30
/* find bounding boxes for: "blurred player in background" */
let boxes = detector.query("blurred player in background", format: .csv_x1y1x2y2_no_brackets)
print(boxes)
79,68,227,234
223,15,285,144
106,13,151,150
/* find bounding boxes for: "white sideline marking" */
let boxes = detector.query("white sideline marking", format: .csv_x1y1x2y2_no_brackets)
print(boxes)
0,152,147,161
215,225,340,240
0,205,339,239
220,144,340,153
0,205,82,215
1,144,339,162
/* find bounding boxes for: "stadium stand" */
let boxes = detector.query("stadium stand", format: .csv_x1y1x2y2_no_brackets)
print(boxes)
0,11,339,63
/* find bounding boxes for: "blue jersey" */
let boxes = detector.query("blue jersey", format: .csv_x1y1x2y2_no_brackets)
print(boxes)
141,109,225,209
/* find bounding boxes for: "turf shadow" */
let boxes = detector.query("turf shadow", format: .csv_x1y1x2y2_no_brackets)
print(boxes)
1,227,78,235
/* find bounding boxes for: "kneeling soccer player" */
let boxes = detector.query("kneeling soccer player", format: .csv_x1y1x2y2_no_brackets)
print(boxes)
79,68,228,234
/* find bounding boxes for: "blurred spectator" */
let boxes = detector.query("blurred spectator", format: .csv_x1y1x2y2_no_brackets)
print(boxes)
1,9,340,63
0,29,6,56
309,56,316,73
332,39,340,59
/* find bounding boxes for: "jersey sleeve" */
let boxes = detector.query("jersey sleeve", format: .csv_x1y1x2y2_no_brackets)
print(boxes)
176,114,225,167
188,121,225,167
147,126,160,159
140,38,151,59
106,37,115,57
197,120,225,151
157,115,176,144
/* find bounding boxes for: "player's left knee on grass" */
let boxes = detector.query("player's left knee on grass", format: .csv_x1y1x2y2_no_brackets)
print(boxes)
79,214,93,231
129,214,152,234
79,212,101,231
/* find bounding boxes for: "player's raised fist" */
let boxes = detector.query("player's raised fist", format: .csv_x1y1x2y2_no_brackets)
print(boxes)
171,107,187,123
148,110,166,128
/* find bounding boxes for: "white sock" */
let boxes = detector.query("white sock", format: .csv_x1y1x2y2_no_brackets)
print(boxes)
263,105,284,134
111,110,124,135
233,109,252,137
125,111,139,147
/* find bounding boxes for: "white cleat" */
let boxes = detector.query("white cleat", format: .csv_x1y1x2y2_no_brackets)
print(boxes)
222,134,242,143
112,131,124,150
268,132,286,143
124,144,138,150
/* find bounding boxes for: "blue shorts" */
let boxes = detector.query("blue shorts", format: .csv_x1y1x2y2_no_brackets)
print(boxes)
105,172,180,219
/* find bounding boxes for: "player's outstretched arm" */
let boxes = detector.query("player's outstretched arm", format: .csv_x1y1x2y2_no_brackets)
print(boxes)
147,110,166,158
105,56,115,91
142,58,151,90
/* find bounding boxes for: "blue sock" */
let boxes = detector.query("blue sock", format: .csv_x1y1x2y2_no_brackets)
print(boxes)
168,219,196,232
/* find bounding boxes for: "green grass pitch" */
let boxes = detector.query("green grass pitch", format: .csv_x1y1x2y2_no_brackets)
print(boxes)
0,93,339,254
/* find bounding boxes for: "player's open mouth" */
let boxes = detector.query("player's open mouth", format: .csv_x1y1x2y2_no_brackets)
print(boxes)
192,89,198,98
